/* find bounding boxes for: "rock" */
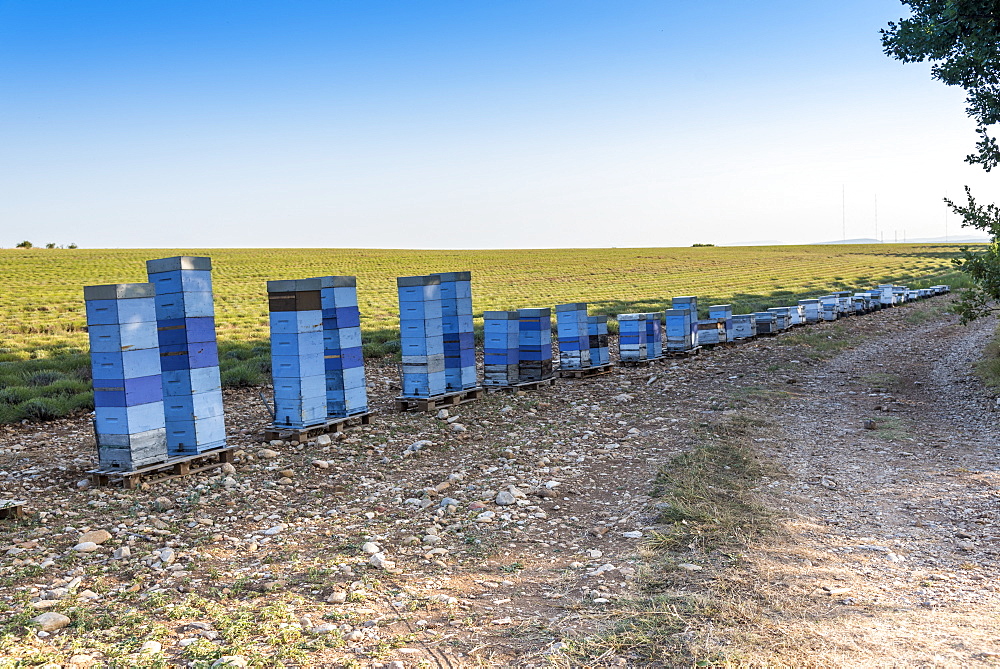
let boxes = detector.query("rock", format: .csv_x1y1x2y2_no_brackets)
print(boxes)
269,440,284,447
68,654,93,665
476,511,495,522
159,547,176,564
76,479,90,489
436,409,449,420
311,623,338,634
315,434,333,446
220,462,236,475
31,612,70,632
622,531,643,539
212,657,249,668
311,459,330,469
347,629,365,642
369,553,396,570
278,469,295,478
388,662,406,669
361,542,381,554
73,542,99,553
30,600,60,610
78,589,99,600
222,476,238,488
863,419,877,430
153,497,174,511
79,529,111,545
677,563,703,571
263,524,285,536
258,449,279,459
820,477,837,490
139,640,162,654
449,423,467,433
422,535,441,544
440,497,459,508
495,491,516,506
113,546,131,559
327,591,347,604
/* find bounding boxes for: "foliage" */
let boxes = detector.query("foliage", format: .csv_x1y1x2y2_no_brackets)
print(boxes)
943,186,1000,320
15,240,32,248
882,1,1000,171
691,243,715,247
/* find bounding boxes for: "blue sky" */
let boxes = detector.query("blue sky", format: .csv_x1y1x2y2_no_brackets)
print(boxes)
1,1,995,248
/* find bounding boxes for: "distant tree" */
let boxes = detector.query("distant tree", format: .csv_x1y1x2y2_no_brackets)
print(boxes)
15,240,32,248
883,1,1000,321
44,243,56,249
67,243,78,249
691,243,715,247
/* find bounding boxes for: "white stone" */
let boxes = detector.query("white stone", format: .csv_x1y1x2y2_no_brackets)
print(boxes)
72,542,99,552
263,524,285,536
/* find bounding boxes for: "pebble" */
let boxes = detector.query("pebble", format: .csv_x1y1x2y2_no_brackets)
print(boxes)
311,459,330,469
311,623,337,634
220,462,237,475
622,531,644,539
258,449,279,459
369,553,396,570
159,547,176,564
677,563,703,571
212,657,249,668
362,541,381,554
31,612,70,632
436,409,449,420
68,654,93,665
496,491,516,506
73,542,99,552
78,529,111,545
153,497,174,511
315,434,333,446
140,640,162,654
264,524,285,536
450,423,467,433
327,591,347,604
113,546,131,559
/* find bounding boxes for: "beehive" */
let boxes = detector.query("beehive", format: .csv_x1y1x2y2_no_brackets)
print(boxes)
483,310,519,386
267,278,327,430
518,308,553,381
147,256,226,455
397,275,446,397
587,315,610,365
431,271,478,391
556,303,592,370
85,283,169,471
306,276,368,418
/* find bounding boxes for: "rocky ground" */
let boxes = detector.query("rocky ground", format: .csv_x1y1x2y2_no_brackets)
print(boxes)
0,294,997,667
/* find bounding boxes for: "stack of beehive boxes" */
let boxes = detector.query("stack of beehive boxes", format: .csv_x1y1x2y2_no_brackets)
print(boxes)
483,311,519,386
432,272,478,391
730,313,756,339
86,283,169,471
767,307,791,330
618,313,647,361
588,315,610,365
518,308,553,381
556,303,592,370
754,311,776,334
709,304,733,332
398,275,446,397
818,295,839,320
665,308,695,351
672,296,699,346
644,313,663,358
147,257,226,455
314,276,367,417
799,299,821,323
267,279,326,429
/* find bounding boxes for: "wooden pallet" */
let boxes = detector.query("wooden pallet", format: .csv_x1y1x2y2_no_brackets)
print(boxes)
394,387,484,413
0,500,25,520
89,446,237,490
558,363,615,379
264,411,374,441
618,355,666,367
664,346,702,359
487,377,557,392
700,340,736,350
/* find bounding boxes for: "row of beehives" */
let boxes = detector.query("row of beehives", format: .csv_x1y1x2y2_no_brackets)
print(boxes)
82,256,949,473
587,284,949,363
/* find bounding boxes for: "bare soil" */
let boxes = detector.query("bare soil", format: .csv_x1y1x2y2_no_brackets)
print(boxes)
0,295,997,667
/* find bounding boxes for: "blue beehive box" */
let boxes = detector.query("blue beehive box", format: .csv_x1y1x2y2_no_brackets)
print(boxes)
664,309,695,351
267,278,328,429
398,275,449,397
556,303,592,370
85,282,169,471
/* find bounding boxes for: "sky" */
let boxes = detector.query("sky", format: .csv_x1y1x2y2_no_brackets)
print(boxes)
1,0,997,249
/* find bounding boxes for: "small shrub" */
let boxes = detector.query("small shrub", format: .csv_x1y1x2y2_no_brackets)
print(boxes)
21,370,68,387
17,397,66,421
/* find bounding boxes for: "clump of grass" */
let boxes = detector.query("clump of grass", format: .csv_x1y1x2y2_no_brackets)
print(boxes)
651,418,775,552
861,372,900,391
976,326,1000,391
779,324,855,359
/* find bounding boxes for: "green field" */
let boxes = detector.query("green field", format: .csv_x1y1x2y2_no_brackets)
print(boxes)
0,244,972,423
